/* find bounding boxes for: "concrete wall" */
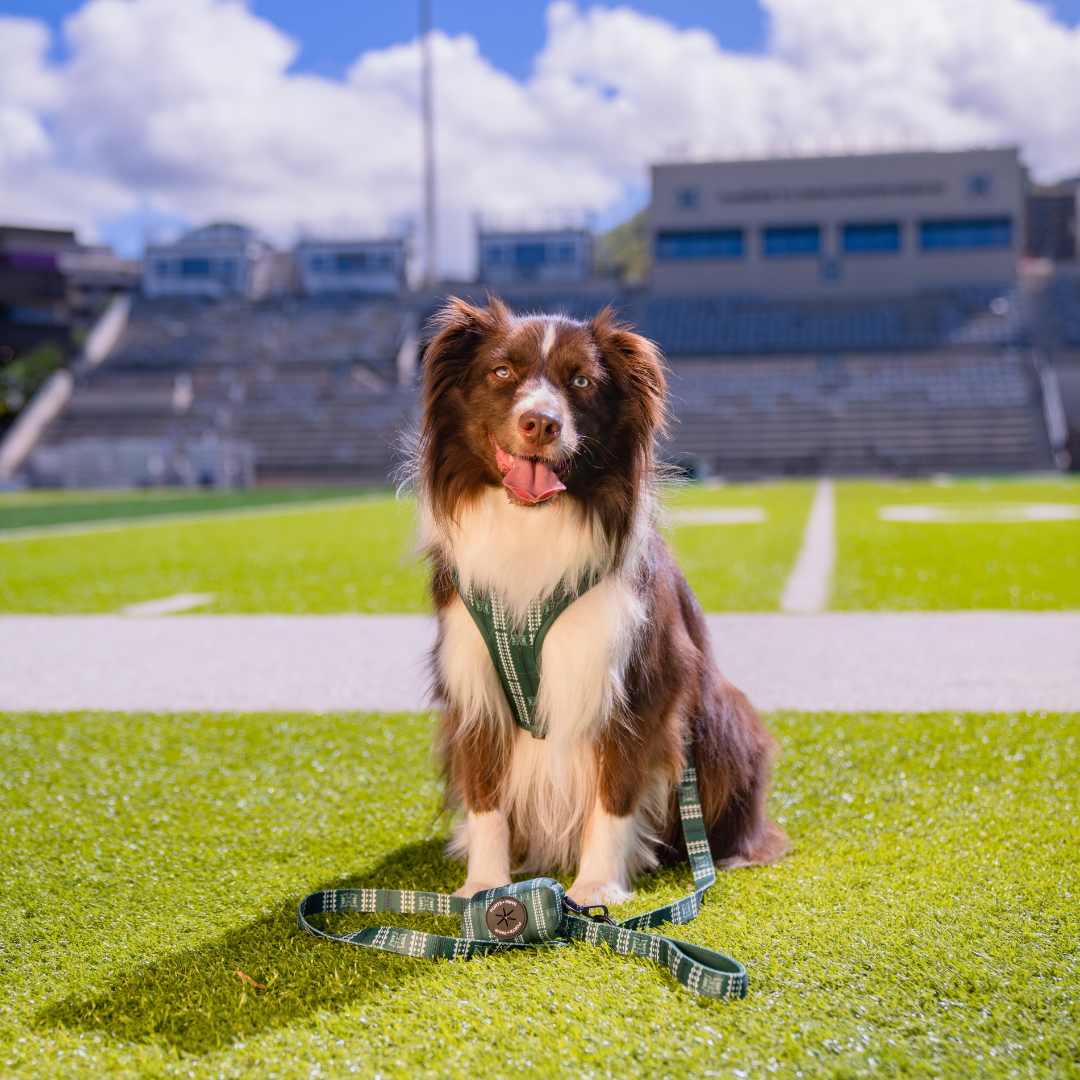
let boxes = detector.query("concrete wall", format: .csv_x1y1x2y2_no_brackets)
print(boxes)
650,149,1022,296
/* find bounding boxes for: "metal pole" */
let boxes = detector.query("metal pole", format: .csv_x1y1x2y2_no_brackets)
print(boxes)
420,0,437,287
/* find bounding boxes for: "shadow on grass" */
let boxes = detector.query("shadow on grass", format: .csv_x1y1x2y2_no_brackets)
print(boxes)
34,838,470,1054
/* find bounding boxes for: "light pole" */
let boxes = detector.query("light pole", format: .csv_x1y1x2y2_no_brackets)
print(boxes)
420,0,437,287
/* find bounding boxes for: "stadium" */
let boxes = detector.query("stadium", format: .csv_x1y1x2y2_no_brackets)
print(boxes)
1,8,1079,1076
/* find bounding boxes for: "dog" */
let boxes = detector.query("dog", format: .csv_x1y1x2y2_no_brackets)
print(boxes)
413,297,788,906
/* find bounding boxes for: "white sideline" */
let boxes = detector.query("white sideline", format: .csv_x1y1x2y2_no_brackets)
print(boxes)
780,478,835,614
1,612,1077,714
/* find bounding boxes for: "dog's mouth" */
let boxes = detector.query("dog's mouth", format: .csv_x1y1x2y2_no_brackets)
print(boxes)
490,434,569,504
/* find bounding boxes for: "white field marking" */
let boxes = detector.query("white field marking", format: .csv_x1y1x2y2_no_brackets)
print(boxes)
668,506,767,526
0,493,391,543
122,592,217,617
878,502,1080,524
780,478,835,614
541,318,557,357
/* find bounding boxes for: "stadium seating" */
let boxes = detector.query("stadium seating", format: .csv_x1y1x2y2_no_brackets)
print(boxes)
31,285,1056,484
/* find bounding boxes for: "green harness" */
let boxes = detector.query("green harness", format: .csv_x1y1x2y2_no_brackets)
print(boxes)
296,573,748,1001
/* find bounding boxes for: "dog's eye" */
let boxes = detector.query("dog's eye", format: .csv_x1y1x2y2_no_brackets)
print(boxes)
493,366,511,379
571,375,590,388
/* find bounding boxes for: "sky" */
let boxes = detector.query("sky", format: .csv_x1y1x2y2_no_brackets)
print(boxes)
2,0,1080,277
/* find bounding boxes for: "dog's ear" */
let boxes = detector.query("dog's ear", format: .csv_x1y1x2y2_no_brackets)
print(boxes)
590,307,668,440
422,296,511,400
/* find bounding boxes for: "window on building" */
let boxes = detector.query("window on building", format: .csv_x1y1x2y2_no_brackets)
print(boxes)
557,243,576,263
180,258,211,277
967,174,994,196
336,253,368,273
675,188,700,208
656,230,743,260
920,218,1012,250
515,243,547,266
843,222,900,253
221,259,236,279
487,247,503,264
309,255,325,271
155,260,169,277
763,226,819,256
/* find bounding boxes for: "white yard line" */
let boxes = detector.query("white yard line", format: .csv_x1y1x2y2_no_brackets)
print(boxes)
1,611,1077,713
122,592,217,617
0,493,393,543
780,478,835,614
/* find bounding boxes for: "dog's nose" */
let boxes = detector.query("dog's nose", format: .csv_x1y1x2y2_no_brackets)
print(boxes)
518,408,562,447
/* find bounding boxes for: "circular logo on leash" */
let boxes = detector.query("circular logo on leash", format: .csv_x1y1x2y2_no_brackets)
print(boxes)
485,896,528,939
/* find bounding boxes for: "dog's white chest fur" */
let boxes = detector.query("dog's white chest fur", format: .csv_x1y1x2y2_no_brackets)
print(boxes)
430,487,648,870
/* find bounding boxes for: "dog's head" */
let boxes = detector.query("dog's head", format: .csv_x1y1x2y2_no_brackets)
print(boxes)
417,296,667,548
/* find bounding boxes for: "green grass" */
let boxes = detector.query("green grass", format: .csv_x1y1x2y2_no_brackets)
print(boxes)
1,709,1077,1079
0,487,382,532
834,476,1080,610
0,482,812,614
0,495,429,614
4,476,1080,613
666,481,815,611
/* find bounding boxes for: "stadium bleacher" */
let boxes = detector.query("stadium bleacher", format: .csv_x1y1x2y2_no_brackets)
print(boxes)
29,283,1058,484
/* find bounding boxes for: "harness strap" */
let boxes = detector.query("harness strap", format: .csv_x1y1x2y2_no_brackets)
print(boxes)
452,569,597,738
297,757,748,1001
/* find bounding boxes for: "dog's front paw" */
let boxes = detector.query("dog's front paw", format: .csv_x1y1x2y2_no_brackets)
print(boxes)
566,880,632,907
453,881,509,899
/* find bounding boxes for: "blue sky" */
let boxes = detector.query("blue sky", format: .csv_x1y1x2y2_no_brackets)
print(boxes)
2,1,772,78
7,0,1079,80
4,0,1080,270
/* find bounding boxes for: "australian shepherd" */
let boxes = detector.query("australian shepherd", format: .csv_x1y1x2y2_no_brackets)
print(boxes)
413,297,788,906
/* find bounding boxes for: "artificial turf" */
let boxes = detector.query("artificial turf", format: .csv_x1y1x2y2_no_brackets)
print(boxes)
2,477,1079,615
1,708,1077,1079
834,476,1080,611
0,487,380,532
0,481,815,615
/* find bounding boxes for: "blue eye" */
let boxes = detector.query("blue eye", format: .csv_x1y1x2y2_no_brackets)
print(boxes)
494,366,511,379
571,375,589,388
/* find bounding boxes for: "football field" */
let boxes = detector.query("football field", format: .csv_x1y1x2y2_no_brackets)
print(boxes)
1,477,1078,1080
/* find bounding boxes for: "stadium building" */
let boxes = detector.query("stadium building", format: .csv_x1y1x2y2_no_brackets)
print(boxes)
650,149,1023,297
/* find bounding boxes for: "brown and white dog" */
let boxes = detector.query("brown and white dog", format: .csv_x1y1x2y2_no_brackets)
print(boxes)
414,297,788,906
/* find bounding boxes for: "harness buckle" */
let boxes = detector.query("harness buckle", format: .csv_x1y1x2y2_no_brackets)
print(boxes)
563,897,616,925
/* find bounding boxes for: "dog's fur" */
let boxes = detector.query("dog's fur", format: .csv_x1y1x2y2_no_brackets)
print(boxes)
413,297,788,905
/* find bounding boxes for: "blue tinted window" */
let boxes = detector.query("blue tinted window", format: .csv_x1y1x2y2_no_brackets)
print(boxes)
656,230,743,260
515,243,546,266
557,243,575,263
180,258,210,277
309,255,325,271
155,260,169,277
487,247,503,264
763,226,819,256
921,218,1012,249
843,223,900,253
675,188,700,208
221,259,236,278
336,253,368,273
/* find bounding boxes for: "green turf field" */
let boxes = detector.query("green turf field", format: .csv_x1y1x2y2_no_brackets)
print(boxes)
1,476,1078,613
834,477,1080,610
1,708,1076,1079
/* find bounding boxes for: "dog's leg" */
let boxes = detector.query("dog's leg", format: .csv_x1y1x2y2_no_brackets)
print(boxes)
453,809,512,898
567,798,634,906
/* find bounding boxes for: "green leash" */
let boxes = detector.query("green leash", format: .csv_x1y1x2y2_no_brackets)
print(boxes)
296,575,748,1001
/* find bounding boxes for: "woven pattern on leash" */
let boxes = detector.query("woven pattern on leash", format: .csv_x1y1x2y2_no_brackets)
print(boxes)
295,755,747,1000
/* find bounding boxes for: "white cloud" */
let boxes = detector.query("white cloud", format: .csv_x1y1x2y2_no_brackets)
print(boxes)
1,0,1079,276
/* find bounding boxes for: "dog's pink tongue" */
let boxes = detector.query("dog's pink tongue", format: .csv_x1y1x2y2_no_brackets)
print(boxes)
503,457,566,503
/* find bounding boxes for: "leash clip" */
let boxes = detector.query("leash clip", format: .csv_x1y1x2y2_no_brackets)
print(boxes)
563,897,616,925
